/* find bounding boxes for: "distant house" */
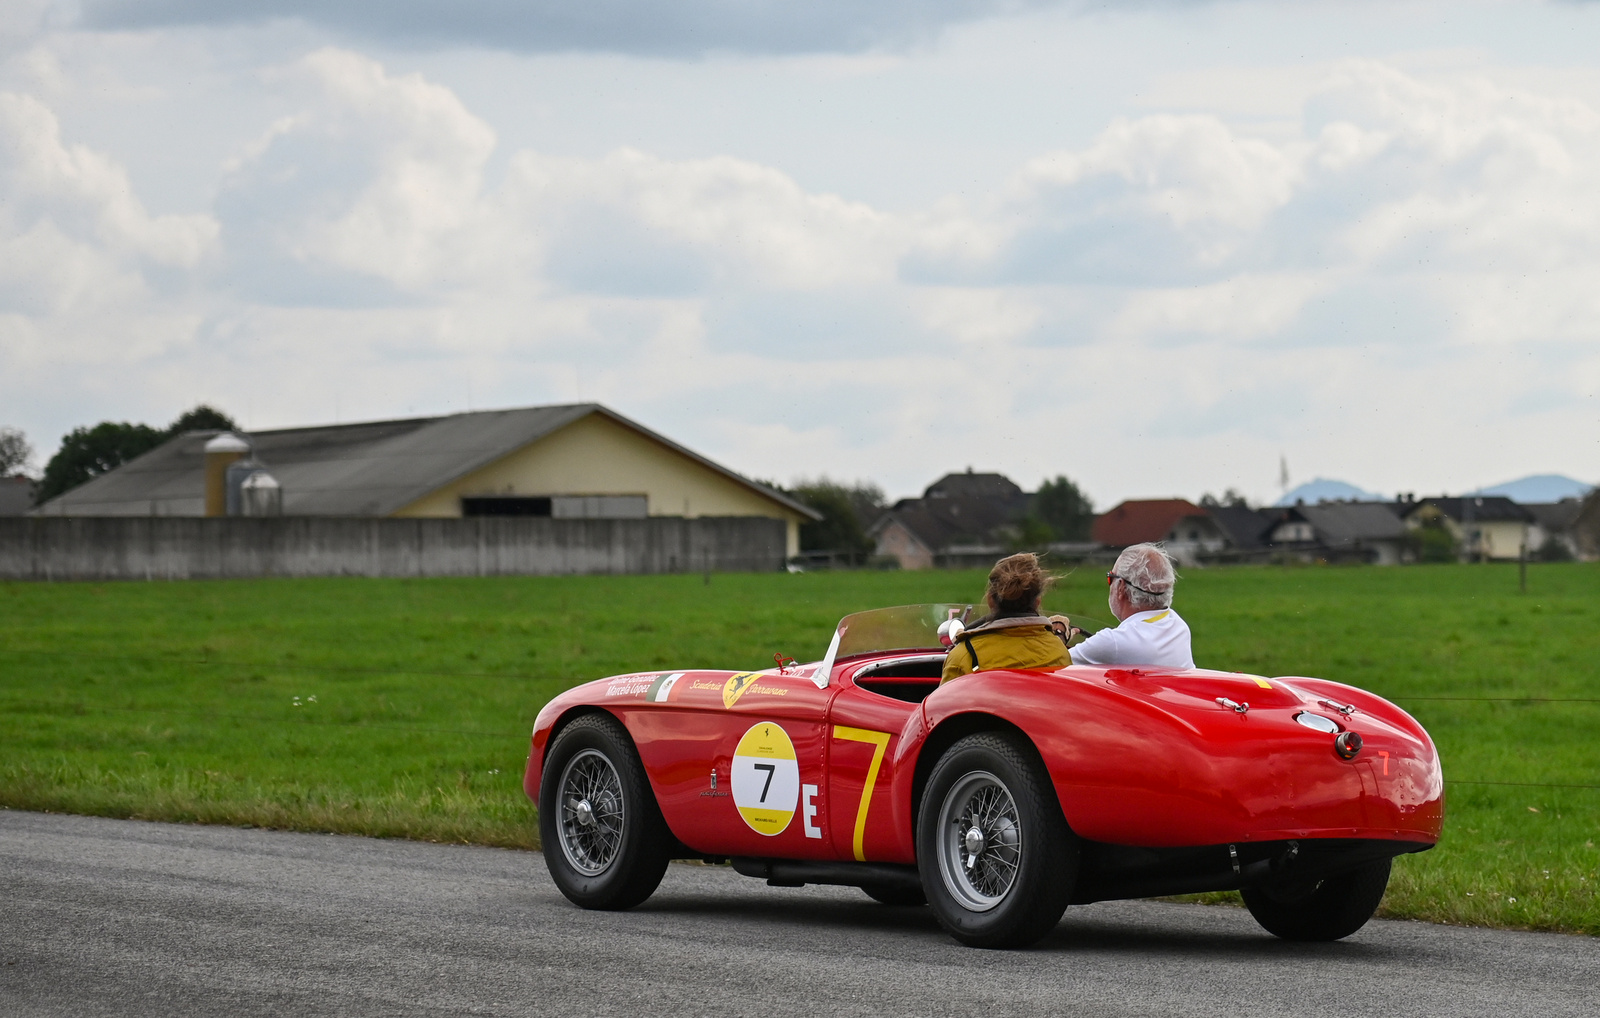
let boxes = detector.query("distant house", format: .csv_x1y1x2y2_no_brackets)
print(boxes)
29,403,819,557
1092,499,1227,563
1573,491,1600,561
869,471,1031,570
1524,499,1584,559
1261,502,1410,565
0,476,34,517
1204,503,1277,556
1400,496,1532,562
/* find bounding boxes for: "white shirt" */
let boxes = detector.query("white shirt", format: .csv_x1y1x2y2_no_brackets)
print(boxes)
1070,607,1194,669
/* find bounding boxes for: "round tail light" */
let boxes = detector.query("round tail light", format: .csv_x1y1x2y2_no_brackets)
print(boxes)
1334,731,1363,760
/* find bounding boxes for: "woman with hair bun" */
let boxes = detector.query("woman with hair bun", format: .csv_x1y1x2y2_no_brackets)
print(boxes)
941,552,1072,682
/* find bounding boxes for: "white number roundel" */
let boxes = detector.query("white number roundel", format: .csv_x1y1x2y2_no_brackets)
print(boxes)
731,723,800,836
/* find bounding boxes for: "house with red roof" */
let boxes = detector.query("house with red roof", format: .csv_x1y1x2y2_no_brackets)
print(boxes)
1092,498,1228,563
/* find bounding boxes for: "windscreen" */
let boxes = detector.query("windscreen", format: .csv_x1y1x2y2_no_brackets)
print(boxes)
835,604,979,659
805,604,980,689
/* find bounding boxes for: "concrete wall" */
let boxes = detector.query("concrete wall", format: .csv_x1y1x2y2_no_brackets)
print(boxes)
0,516,786,581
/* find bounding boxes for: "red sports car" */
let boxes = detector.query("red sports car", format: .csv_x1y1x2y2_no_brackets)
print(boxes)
523,604,1443,948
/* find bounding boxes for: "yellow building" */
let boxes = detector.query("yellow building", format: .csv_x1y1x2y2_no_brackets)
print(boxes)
33,403,818,556
1403,496,1531,562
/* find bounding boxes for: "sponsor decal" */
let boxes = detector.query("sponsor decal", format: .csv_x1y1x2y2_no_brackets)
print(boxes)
647,672,685,703
731,722,800,836
722,672,761,708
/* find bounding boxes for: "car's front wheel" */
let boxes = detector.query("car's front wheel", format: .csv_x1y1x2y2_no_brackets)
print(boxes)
917,732,1077,948
1241,857,1392,941
539,712,672,910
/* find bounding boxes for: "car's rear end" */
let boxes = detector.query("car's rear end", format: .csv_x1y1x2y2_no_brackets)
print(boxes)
922,666,1443,940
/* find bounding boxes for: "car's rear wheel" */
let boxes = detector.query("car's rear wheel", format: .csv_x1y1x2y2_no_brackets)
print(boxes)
860,883,927,907
917,732,1076,948
539,712,672,910
1241,857,1392,941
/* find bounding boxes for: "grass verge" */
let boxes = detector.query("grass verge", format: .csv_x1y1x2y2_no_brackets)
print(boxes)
2,563,1596,933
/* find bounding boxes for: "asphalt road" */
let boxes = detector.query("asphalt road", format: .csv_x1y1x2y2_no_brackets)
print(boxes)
2,810,1594,1018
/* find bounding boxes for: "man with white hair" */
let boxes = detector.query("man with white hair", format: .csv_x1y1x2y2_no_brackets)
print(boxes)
1054,543,1193,668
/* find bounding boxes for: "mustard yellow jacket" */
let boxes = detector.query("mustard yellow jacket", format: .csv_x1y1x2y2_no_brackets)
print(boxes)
941,618,1071,682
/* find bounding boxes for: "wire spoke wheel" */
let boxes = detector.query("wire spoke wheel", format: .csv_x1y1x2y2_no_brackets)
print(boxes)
936,770,1023,911
918,732,1076,948
557,748,626,876
540,713,671,910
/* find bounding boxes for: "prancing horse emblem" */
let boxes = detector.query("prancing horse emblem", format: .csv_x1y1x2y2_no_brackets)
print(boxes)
722,672,760,708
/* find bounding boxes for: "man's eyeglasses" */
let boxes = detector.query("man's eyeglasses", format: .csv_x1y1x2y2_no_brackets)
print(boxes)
1106,571,1161,597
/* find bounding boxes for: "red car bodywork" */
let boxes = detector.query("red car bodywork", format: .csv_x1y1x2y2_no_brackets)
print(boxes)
524,651,1443,895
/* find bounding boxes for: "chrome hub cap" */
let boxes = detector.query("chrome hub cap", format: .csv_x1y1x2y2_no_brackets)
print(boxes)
964,826,986,866
557,749,625,877
936,770,1022,911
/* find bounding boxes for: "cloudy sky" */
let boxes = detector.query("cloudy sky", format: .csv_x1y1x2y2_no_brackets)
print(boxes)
2,0,1598,506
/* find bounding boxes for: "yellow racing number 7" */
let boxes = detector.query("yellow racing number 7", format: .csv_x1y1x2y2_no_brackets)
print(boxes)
832,726,891,862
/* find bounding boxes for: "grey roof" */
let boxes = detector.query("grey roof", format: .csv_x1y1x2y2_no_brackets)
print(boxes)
1523,500,1583,531
1404,496,1532,525
925,472,1026,502
32,404,819,521
1205,504,1275,548
1293,502,1407,546
869,472,1029,553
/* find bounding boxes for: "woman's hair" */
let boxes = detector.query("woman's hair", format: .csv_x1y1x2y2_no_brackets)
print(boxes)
986,552,1053,613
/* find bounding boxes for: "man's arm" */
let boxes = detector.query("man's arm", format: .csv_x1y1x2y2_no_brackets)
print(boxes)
1065,626,1124,667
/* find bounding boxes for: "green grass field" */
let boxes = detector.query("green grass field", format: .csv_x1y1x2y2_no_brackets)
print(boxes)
2,563,1596,934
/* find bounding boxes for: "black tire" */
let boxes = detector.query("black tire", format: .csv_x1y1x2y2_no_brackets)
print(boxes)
917,732,1077,948
1241,857,1392,941
861,883,927,907
539,712,672,910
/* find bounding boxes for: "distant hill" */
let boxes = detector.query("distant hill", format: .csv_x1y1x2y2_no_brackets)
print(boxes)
1273,479,1387,507
1475,474,1594,503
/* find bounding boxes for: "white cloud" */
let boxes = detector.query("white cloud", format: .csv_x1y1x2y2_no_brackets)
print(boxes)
213,49,899,305
0,91,218,268
215,49,498,299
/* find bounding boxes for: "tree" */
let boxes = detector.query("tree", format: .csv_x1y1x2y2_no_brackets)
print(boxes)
1008,516,1058,553
168,405,237,434
1408,516,1458,564
789,478,887,558
0,427,31,476
1032,475,1094,541
36,422,167,503
1533,535,1575,562
34,404,239,504
1200,488,1250,508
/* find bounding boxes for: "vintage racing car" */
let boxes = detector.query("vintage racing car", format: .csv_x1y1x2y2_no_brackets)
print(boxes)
523,605,1444,948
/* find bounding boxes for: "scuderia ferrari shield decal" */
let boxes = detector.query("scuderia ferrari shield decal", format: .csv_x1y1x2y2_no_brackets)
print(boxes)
721,672,760,708
731,722,800,836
